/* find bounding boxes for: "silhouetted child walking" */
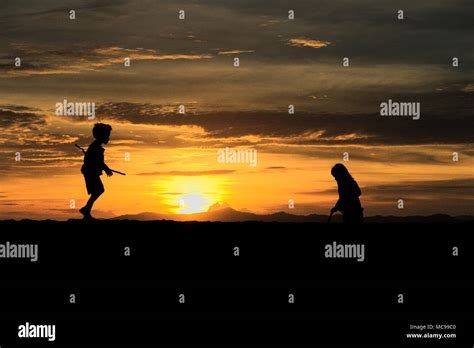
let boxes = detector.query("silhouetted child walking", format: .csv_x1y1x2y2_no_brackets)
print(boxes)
79,123,113,220
330,163,364,223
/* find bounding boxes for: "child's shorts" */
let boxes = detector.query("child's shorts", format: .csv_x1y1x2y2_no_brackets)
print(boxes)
83,175,104,195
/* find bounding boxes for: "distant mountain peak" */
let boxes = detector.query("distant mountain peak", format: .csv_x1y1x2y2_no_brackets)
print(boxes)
207,202,232,212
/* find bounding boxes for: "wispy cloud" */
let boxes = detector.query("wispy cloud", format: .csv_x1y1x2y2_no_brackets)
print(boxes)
259,19,282,28
288,38,331,48
299,178,474,197
0,45,213,76
218,50,255,55
0,107,46,130
463,83,474,92
137,170,236,176
93,47,213,62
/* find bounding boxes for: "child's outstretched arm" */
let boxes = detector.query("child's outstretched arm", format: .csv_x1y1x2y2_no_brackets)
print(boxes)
103,162,113,177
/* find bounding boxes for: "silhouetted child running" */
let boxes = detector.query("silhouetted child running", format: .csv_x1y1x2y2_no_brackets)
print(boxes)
330,163,364,223
79,123,113,220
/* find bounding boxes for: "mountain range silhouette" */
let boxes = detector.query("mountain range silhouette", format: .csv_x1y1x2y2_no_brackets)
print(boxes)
113,203,473,223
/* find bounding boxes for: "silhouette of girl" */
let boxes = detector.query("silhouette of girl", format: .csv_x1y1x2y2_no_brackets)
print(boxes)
330,163,364,223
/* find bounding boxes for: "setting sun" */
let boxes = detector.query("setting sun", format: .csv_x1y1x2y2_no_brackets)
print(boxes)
154,176,230,215
178,193,210,214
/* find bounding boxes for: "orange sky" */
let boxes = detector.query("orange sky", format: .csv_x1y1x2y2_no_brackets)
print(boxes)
1,115,472,220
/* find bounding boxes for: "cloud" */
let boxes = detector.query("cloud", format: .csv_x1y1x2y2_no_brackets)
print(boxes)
0,107,46,130
363,179,474,198
0,45,213,76
137,170,236,176
0,0,129,20
299,178,474,198
0,105,40,112
218,50,255,55
92,47,213,63
94,96,474,146
259,19,282,28
463,84,474,92
288,38,331,48
1,0,473,71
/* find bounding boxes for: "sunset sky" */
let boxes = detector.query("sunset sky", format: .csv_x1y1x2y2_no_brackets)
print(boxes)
0,0,473,220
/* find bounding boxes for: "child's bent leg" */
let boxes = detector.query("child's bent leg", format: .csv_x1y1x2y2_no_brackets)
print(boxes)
81,176,105,218
80,189,104,218
85,191,102,210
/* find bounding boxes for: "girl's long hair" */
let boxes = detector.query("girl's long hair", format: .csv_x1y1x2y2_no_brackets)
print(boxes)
331,163,353,182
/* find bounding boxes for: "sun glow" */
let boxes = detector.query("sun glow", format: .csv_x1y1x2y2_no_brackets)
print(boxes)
178,193,210,214
156,176,229,214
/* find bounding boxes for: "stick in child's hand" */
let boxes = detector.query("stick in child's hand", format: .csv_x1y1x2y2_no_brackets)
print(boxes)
75,144,86,154
111,169,126,176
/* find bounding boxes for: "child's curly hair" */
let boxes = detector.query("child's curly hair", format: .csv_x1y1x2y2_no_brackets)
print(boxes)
92,123,112,139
